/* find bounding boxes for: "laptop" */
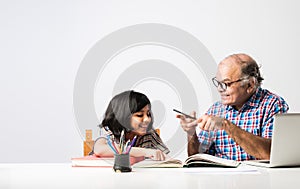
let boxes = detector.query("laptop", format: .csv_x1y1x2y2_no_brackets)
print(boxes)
243,113,300,168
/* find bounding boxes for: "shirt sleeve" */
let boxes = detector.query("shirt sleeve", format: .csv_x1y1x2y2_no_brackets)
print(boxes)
197,130,216,154
262,96,289,138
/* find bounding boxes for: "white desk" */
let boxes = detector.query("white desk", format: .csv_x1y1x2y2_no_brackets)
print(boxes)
1,163,299,189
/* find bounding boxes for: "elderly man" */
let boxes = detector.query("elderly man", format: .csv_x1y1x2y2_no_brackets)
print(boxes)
179,53,289,161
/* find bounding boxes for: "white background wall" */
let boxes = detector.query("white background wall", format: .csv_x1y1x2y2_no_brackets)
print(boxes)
1,0,299,162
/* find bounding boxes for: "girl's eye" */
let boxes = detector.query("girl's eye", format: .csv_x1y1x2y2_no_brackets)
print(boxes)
134,111,151,118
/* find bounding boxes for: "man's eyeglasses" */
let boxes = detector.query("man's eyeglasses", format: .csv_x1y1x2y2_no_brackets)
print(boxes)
212,77,249,91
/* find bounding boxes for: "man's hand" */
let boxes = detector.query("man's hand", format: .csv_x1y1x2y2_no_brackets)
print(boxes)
197,114,225,131
177,111,198,136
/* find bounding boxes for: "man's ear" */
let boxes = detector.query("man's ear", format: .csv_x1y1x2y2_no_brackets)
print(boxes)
247,77,256,93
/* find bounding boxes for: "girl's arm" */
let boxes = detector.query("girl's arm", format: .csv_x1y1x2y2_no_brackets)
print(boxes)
130,147,167,160
93,137,115,157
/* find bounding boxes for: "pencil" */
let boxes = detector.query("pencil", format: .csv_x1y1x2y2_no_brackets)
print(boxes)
107,135,118,154
111,140,120,154
173,109,196,120
127,135,137,153
123,140,130,154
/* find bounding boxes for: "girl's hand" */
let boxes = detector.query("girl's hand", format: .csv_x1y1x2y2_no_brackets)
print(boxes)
144,149,167,161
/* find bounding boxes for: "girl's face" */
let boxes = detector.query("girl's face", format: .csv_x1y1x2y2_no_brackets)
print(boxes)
130,105,151,135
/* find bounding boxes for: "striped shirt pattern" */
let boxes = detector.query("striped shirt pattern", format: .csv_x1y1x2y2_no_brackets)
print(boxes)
198,87,289,161
134,130,170,154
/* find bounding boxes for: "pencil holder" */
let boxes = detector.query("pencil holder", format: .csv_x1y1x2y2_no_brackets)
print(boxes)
113,154,132,172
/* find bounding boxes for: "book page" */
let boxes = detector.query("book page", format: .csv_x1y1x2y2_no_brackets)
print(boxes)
184,154,240,167
71,157,114,167
132,158,183,168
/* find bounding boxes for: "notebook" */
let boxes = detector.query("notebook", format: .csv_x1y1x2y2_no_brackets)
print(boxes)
243,113,300,168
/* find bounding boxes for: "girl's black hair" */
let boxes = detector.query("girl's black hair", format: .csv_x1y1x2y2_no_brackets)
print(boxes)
99,90,153,140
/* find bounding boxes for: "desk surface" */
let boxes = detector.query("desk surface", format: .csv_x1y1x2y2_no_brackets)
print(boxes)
1,163,300,189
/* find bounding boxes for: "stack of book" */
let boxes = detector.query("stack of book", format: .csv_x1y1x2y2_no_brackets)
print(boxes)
71,153,240,168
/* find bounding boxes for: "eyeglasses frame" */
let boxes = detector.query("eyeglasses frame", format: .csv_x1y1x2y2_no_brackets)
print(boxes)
212,77,249,91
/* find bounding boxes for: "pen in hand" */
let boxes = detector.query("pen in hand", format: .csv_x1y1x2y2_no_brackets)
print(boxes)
173,109,196,120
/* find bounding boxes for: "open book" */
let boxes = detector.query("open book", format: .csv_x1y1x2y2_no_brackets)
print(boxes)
71,155,144,167
133,154,240,168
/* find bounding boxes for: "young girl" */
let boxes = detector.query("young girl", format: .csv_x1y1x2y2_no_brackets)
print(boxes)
92,90,170,160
